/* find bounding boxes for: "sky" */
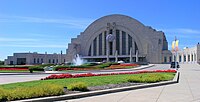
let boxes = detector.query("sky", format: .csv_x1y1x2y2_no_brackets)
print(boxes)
0,0,200,61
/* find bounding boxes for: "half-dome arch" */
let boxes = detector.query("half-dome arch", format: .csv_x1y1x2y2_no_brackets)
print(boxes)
66,14,170,63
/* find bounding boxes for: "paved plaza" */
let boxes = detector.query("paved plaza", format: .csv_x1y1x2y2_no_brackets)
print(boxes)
67,64,200,102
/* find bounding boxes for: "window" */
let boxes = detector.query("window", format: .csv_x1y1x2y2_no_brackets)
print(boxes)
41,59,43,63
109,29,112,34
99,33,102,55
37,58,39,63
49,59,51,63
56,59,58,63
122,31,126,55
88,45,91,56
109,42,113,55
116,30,120,55
128,34,132,54
184,55,186,62
104,31,107,55
164,57,167,62
93,38,97,56
188,55,190,62
34,58,36,64
169,56,172,62
53,59,55,63
191,54,193,61
179,56,182,62
134,42,138,55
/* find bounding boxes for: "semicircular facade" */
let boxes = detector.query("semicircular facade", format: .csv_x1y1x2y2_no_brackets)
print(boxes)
66,14,171,63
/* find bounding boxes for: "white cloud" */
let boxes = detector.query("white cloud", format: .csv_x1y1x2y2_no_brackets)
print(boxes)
0,44,66,48
159,28,200,34
0,38,39,42
0,15,93,29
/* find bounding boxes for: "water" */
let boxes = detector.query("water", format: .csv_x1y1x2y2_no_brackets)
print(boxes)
73,54,84,66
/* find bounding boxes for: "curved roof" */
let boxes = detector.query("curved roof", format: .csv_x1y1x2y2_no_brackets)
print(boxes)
83,14,145,33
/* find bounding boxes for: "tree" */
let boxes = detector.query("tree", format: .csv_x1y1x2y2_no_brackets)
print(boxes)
0,60,4,65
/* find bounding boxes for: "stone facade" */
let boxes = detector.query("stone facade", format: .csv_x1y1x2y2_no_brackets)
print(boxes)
173,44,200,64
5,52,66,65
66,14,170,63
5,14,199,65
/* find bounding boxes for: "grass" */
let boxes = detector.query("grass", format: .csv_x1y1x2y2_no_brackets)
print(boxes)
0,72,175,101
0,73,175,89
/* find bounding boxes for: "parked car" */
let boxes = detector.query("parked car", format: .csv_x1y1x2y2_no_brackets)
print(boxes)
170,62,180,68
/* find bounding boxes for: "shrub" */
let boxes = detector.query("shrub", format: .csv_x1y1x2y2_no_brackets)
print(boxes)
127,73,173,83
96,62,115,68
68,82,88,92
28,64,54,72
0,61,4,65
0,88,8,101
0,84,64,101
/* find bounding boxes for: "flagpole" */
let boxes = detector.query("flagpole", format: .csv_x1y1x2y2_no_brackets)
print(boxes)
175,37,177,69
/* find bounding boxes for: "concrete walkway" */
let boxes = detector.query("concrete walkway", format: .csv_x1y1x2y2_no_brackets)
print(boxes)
67,64,200,102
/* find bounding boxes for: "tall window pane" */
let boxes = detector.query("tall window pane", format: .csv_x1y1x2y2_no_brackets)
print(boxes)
122,31,126,55
128,34,132,54
104,31,107,55
93,38,97,56
116,30,120,55
99,33,102,55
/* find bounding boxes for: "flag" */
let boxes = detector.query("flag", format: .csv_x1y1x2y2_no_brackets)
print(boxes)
172,41,175,51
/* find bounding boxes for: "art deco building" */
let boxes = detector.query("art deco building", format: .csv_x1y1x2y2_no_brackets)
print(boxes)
66,14,170,63
5,14,200,65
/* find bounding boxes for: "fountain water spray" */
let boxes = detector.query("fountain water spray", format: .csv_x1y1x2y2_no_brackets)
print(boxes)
73,54,84,66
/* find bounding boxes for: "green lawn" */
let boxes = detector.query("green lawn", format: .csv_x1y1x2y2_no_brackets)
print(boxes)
0,73,175,101
1,73,175,89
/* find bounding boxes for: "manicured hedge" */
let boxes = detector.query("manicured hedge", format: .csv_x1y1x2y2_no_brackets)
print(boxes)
0,84,64,101
28,64,54,72
127,73,173,83
68,82,88,91
54,63,99,71
95,62,119,68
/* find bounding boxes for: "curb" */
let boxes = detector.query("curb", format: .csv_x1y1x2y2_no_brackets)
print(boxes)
12,71,180,102
133,64,155,70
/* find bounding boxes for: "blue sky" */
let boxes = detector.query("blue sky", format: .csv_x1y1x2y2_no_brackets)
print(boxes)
0,0,200,60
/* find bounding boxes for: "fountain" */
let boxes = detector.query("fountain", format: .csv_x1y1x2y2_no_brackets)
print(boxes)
73,54,84,66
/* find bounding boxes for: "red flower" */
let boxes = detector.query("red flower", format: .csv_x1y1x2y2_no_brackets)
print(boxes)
41,69,177,80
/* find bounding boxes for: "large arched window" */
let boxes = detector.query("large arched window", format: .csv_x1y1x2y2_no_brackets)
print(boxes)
88,30,138,56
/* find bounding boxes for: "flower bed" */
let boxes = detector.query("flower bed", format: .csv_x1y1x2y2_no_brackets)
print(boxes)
42,69,177,80
107,64,139,69
57,67,97,71
0,67,28,71
57,63,139,71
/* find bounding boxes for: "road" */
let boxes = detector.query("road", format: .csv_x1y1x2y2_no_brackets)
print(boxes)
0,64,170,85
